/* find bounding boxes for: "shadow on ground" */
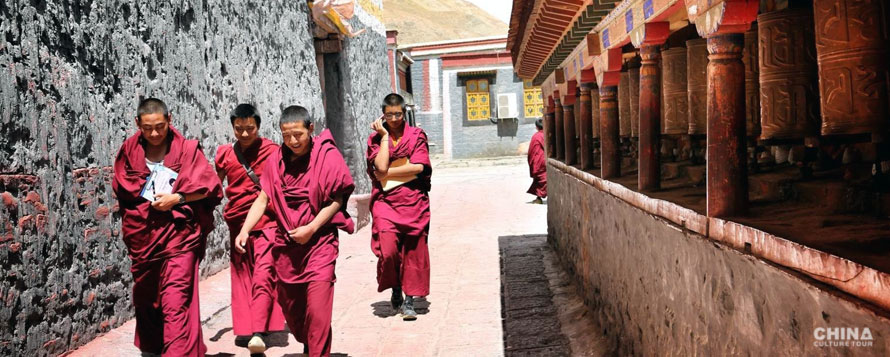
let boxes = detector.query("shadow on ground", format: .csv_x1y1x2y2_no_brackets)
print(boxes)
371,297,432,318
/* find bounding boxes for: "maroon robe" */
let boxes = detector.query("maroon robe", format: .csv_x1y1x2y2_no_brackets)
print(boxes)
527,130,547,198
215,138,285,336
366,126,432,297
112,127,223,356
260,129,354,356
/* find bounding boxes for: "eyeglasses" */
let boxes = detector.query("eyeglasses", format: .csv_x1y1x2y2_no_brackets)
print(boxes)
384,112,404,119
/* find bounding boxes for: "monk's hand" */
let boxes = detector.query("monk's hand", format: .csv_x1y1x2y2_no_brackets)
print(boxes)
288,225,317,244
151,193,179,211
371,118,388,136
234,231,249,254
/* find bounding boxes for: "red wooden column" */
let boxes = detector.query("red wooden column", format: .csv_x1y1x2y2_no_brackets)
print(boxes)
563,82,578,165
631,23,670,191
545,97,556,158
579,82,594,170
600,82,620,178
691,0,759,217
639,45,662,191
554,96,565,160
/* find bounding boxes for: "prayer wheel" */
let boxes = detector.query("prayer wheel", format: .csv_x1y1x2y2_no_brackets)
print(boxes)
591,85,601,139
758,8,821,142
619,71,631,137
813,0,890,137
686,39,708,136
628,61,641,137
744,26,761,139
662,47,688,135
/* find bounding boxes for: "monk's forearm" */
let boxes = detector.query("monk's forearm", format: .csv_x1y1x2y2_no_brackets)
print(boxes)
239,192,269,234
308,194,344,232
386,163,424,176
373,135,391,175
180,192,208,203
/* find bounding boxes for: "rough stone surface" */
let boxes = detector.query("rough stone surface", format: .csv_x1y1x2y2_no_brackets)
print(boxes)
547,164,890,356
0,1,387,355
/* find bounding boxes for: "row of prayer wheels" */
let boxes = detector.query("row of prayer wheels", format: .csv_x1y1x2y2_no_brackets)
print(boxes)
549,0,888,160
600,2,889,144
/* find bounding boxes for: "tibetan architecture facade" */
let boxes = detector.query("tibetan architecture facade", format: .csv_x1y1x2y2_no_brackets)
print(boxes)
510,0,890,354
403,36,546,159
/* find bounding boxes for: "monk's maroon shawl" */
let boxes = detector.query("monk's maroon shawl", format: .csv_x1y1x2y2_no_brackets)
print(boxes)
527,130,547,197
113,127,223,270
260,129,355,284
365,126,432,236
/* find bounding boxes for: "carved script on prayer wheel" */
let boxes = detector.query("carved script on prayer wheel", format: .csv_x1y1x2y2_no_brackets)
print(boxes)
686,39,708,135
629,65,641,137
619,72,631,137
758,8,821,141
744,27,761,138
591,87,601,139
814,0,890,137
662,47,688,135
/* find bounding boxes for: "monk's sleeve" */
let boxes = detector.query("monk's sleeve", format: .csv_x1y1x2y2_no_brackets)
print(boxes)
410,131,433,179
530,139,546,177
365,135,381,181
322,148,355,205
176,143,223,206
214,145,226,176
112,146,143,203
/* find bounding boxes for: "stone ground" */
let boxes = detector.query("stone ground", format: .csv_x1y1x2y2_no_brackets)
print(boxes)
67,160,605,356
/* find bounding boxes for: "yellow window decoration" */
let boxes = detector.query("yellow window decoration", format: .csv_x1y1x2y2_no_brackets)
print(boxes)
523,80,544,118
466,79,491,121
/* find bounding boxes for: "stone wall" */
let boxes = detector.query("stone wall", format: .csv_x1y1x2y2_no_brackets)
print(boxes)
0,1,387,355
321,15,390,195
546,163,890,356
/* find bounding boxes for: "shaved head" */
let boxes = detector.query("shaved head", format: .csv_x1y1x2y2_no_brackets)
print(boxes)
137,98,169,120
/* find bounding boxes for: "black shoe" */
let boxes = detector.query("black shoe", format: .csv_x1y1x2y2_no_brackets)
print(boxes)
390,286,403,310
531,197,544,204
402,296,417,321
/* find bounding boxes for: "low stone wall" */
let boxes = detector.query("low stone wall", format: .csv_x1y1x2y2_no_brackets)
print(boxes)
547,162,890,355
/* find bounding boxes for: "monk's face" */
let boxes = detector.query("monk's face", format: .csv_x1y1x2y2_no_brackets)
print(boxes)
137,113,170,147
232,117,259,147
280,121,314,157
383,105,405,130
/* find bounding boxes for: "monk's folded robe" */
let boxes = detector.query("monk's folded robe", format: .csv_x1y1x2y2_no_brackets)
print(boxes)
112,127,222,356
527,130,547,198
260,129,354,356
215,137,285,336
366,126,432,297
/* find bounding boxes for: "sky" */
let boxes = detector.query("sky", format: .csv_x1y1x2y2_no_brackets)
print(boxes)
465,0,513,25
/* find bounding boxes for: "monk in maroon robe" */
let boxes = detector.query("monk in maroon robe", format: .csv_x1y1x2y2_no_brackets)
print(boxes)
366,93,432,321
527,118,547,204
237,105,354,357
215,104,285,353
112,98,223,356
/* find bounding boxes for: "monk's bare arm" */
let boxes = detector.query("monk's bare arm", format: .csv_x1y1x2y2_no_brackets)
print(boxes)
239,191,269,235
385,163,424,176
233,191,269,253
181,192,209,203
308,194,344,232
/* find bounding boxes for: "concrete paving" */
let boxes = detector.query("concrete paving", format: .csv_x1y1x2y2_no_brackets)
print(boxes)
67,161,553,356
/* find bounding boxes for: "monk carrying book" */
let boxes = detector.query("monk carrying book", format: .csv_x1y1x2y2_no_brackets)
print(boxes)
112,98,223,356
366,93,433,320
